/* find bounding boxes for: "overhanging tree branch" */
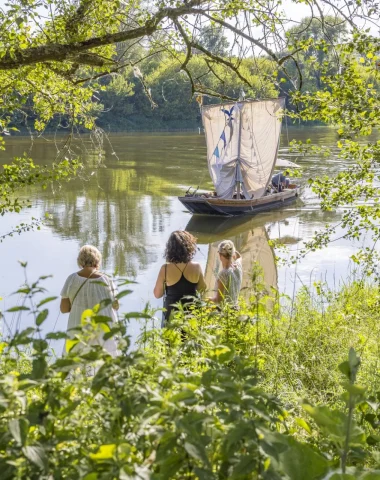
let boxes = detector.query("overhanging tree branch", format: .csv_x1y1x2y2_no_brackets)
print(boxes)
0,0,206,70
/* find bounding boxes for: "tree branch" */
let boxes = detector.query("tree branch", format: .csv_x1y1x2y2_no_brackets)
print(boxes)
190,9,281,64
0,0,206,70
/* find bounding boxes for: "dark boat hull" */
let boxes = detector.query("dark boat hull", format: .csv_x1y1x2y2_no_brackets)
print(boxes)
178,188,300,217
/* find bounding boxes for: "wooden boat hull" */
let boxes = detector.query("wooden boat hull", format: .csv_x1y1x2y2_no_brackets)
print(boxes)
178,187,300,217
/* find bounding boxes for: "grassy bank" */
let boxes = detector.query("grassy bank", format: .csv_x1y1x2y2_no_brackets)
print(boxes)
1,272,380,478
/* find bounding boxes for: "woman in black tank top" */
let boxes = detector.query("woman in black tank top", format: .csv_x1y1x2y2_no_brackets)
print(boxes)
153,231,206,325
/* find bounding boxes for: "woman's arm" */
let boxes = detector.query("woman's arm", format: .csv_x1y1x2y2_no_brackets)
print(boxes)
153,265,165,299
208,279,225,304
60,298,71,313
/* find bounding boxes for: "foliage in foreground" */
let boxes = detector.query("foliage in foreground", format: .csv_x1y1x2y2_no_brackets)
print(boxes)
1,273,380,479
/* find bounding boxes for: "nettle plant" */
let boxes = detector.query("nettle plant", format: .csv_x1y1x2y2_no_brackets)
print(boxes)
1,271,380,479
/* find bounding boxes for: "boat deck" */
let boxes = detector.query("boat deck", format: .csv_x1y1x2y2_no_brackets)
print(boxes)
178,188,300,216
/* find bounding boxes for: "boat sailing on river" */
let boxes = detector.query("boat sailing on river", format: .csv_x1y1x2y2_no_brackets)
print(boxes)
178,98,301,216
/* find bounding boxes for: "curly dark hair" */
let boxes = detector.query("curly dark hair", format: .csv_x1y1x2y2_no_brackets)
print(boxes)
164,230,197,263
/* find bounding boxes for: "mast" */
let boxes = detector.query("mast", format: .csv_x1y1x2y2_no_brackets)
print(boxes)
236,103,242,198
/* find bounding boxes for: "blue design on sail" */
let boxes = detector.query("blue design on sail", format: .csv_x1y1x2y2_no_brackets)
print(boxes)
220,131,227,149
221,106,235,122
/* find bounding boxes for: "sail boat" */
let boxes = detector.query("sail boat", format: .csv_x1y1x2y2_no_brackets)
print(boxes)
178,98,300,216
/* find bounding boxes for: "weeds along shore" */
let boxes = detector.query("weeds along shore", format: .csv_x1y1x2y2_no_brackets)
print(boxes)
1,269,380,478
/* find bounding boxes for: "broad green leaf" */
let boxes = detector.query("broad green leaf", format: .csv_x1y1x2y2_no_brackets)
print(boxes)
89,444,116,460
171,389,197,404
184,441,209,466
31,358,47,380
7,306,30,312
261,432,328,480
36,296,57,308
302,404,365,445
8,418,29,446
36,309,48,326
116,290,133,300
124,312,152,319
45,332,67,340
66,338,78,353
83,474,98,480
231,455,256,476
296,418,312,434
193,467,215,480
92,315,112,324
22,446,48,470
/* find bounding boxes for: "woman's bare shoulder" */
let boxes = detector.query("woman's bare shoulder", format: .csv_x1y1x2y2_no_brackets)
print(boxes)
189,261,203,270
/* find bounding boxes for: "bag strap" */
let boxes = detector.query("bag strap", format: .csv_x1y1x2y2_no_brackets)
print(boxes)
71,270,97,307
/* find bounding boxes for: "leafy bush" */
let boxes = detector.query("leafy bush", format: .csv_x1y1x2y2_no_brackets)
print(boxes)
1,270,380,479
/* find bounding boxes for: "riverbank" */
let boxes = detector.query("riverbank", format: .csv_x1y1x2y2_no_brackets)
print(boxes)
1,278,380,478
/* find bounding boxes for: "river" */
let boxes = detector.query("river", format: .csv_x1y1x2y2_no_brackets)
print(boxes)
0,127,370,346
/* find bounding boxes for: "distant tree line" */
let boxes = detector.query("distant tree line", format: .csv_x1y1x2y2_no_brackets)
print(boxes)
94,17,353,131
8,16,378,133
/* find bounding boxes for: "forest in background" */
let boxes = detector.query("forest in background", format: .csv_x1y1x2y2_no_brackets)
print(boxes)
9,17,366,133
94,18,349,131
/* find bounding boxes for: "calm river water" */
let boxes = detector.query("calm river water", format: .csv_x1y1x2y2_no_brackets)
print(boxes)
0,127,370,345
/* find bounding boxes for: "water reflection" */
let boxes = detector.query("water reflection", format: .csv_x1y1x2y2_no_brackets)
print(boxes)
187,213,301,297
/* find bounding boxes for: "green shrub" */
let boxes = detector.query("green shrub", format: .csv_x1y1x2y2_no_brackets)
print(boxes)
1,268,380,479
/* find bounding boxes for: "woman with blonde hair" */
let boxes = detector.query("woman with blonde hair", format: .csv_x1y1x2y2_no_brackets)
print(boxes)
154,230,206,324
209,239,242,305
60,245,119,356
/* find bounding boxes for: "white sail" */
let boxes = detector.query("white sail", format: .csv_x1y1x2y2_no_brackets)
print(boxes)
202,98,285,199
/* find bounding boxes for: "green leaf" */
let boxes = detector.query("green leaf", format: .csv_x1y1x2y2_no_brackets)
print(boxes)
124,312,152,319
22,446,48,470
11,327,36,345
37,296,57,308
83,474,98,480
296,418,312,434
116,290,133,299
184,442,209,466
262,432,328,480
7,306,30,312
45,332,67,340
348,348,360,371
36,309,48,326
8,418,29,446
193,467,214,480
303,404,365,445
231,455,256,476
339,361,350,379
31,357,47,380
89,444,116,460
92,315,112,324
66,338,79,353
171,389,197,404
367,435,380,445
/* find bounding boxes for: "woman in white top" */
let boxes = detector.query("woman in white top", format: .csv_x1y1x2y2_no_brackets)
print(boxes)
209,240,242,305
60,245,119,356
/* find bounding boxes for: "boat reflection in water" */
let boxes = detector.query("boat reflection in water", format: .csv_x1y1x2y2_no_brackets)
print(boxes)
186,212,299,299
